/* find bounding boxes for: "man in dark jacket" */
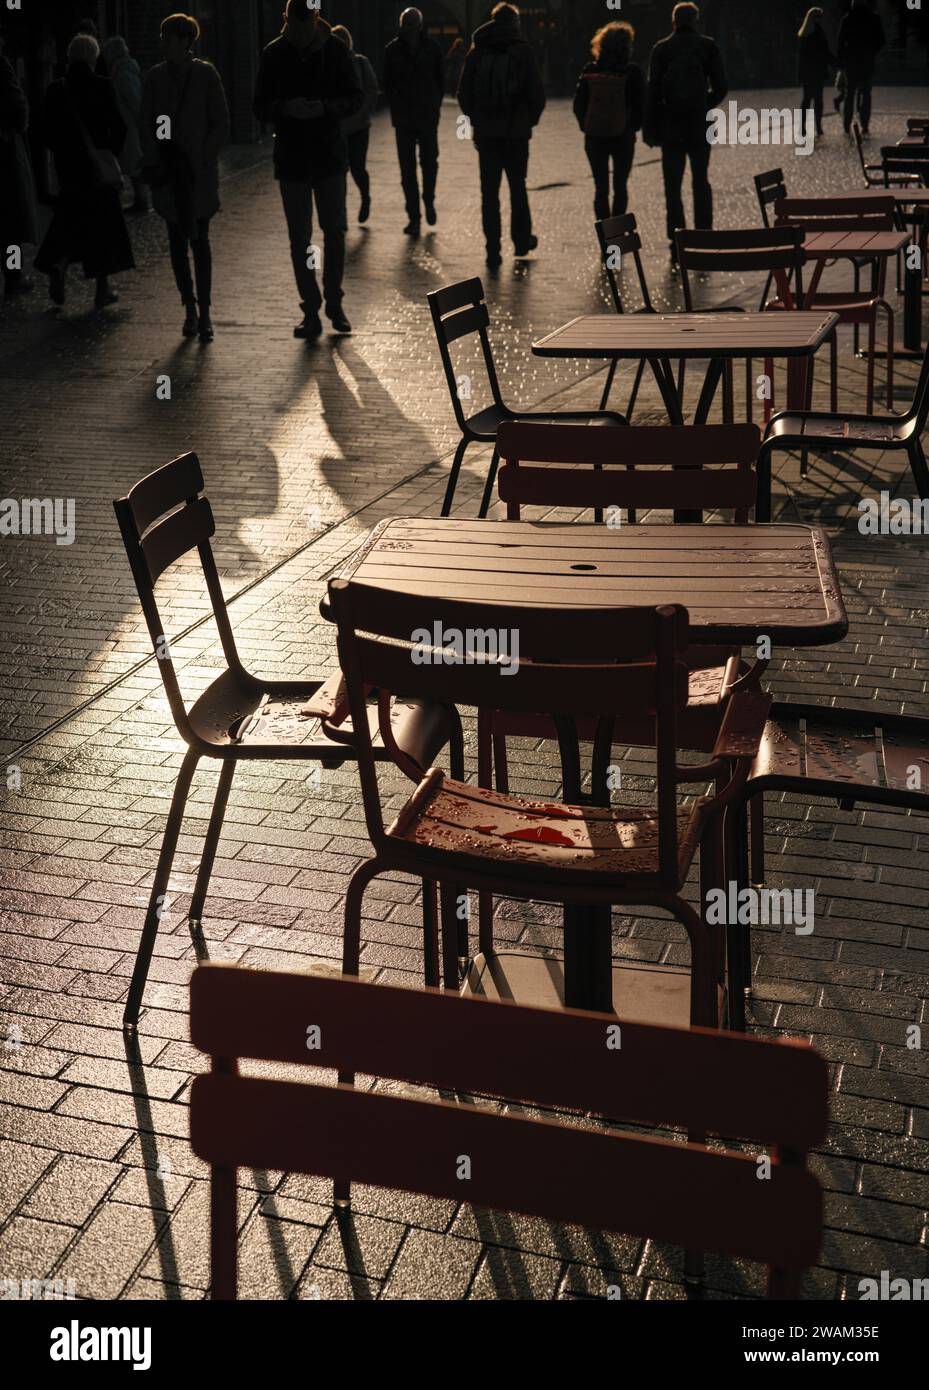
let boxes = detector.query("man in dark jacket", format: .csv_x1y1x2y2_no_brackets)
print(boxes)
254,1,362,338
645,2,727,263
458,3,546,270
838,0,885,136
384,8,444,236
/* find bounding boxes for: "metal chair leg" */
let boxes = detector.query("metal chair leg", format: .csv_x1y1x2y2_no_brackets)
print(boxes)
476,709,495,959
441,438,469,518
908,439,929,497
188,760,235,928
439,884,462,990
478,447,500,519
625,357,646,423
599,358,618,412
123,748,200,1032
422,880,440,988
335,856,383,1209
750,793,765,887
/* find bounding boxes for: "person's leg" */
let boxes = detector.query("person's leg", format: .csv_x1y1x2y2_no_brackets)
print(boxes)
167,221,195,305
661,142,687,249
190,218,213,338
813,85,824,136
395,127,421,228
477,139,505,263
843,79,857,132
859,80,872,133
279,179,320,318
420,122,439,219
315,173,349,325
504,138,533,253
613,135,636,217
585,137,611,221
689,137,713,230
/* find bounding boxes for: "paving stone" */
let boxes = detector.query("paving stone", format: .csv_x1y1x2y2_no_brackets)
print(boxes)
0,1216,75,1281
59,1198,166,1300
380,1229,480,1300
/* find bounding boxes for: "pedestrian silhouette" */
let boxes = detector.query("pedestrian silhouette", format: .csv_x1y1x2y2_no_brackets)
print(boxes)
644,1,727,265
331,25,378,226
384,7,444,237
445,37,466,97
34,33,135,310
141,14,229,343
797,9,836,142
574,20,644,223
838,0,885,137
0,30,39,301
254,0,362,339
458,2,545,271
102,36,149,213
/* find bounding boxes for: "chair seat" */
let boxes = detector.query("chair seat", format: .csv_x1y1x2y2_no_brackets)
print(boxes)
388,772,707,887
188,671,455,769
466,405,624,440
806,292,888,320
767,413,903,444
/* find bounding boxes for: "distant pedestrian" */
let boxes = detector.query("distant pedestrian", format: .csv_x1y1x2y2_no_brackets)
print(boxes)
331,25,378,225
141,14,229,343
644,2,727,264
797,9,835,140
574,21,644,222
34,33,134,310
0,32,39,300
838,0,885,137
445,38,466,96
254,1,362,339
102,36,148,213
458,2,546,270
384,8,444,236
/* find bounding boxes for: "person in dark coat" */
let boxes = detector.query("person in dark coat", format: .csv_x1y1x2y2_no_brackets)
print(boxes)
458,3,546,270
574,21,644,222
141,14,230,343
34,32,134,310
445,38,466,96
797,8,836,140
384,8,444,236
332,25,379,225
0,34,39,299
838,0,885,136
254,1,362,339
644,2,728,263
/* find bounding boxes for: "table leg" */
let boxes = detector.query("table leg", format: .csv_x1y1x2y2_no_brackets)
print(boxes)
647,357,685,426
693,358,725,425
786,355,811,412
563,905,614,1012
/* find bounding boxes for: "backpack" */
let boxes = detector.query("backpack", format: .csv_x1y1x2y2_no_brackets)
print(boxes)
662,48,708,116
474,47,519,118
583,72,628,138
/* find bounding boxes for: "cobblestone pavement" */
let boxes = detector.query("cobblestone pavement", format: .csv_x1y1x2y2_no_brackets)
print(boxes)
1,92,928,1301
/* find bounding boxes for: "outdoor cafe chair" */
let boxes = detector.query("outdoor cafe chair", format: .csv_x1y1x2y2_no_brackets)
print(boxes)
427,277,626,520
774,195,896,413
190,964,827,1300
675,227,811,423
113,454,463,1031
856,124,922,189
756,335,929,501
906,117,929,138
724,700,929,1030
594,212,656,419
327,577,771,1028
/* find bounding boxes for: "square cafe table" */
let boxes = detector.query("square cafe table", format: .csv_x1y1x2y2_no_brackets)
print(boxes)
532,311,839,428
324,517,848,1019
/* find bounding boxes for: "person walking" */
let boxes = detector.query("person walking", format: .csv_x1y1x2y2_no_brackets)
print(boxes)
34,32,134,310
838,0,885,137
458,2,546,270
445,37,466,96
384,8,444,236
0,31,39,300
141,14,229,343
797,8,835,141
102,35,148,213
574,20,644,222
254,1,361,339
331,25,378,225
644,2,727,265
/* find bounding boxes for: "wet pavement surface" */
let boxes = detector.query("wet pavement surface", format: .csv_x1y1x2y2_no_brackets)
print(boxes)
1,92,928,1300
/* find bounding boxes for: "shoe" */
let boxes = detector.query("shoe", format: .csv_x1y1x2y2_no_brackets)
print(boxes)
327,306,352,334
182,303,199,338
94,287,119,309
3,275,34,298
486,249,502,270
861,128,870,138
359,195,371,224
294,312,323,339
425,201,437,226
49,266,66,305
514,234,538,257
404,221,421,237
198,311,214,343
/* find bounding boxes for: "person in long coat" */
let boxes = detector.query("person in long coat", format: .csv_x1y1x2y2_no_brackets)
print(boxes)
34,32,135,310
0,33,39,299
140,13,230,342
797,7,836,140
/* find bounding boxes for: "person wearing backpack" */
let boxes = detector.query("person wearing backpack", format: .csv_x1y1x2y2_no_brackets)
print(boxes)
644,2,727,264
838,0,885,137
574,21,644,223
384,8,444,237
458,2,546,270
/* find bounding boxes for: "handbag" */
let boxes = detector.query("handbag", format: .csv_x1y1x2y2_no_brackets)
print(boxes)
72,107,123,190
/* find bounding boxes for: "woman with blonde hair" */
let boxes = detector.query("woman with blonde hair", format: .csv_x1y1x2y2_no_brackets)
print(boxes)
573,21,644,222
797,6,835,140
